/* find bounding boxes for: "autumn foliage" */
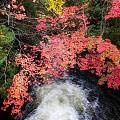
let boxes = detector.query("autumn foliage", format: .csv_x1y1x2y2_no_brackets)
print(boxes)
2,72,31,117
105,0,120,20
0,0,27,20
2,1,120,118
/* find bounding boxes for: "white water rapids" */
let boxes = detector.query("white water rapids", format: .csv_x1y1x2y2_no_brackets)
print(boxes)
25,79,99,120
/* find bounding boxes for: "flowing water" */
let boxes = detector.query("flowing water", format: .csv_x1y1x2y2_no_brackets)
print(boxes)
23,71,120,120
25,82,97,120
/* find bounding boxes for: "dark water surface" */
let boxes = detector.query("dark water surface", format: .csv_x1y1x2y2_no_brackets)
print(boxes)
70,70,120,120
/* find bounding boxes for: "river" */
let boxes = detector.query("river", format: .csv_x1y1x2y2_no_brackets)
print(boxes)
21,70,120,120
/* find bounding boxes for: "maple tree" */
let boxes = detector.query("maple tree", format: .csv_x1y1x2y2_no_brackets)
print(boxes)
2,71,31,117
1,0,120,118
105,0,120,20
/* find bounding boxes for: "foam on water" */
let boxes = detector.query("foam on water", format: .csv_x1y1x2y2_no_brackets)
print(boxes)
25,81,98,120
